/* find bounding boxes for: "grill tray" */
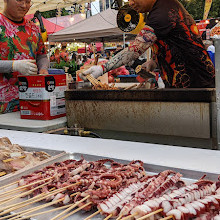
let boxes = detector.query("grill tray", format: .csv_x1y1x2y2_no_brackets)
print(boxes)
0,152,219,220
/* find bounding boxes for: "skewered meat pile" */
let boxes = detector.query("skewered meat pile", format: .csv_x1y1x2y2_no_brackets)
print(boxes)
0,137,50,176
2,157,219,220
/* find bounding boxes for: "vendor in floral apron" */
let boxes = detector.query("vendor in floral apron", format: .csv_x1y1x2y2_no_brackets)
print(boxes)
0,0,49,114
80,0,215,88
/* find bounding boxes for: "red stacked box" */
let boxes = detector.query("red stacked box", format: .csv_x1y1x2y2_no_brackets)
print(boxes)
18,74,66,120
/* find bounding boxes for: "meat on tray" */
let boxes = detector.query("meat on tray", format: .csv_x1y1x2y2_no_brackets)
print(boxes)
0,137,50,176
1,156,220,220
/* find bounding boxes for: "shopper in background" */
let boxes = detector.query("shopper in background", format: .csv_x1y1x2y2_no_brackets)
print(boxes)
114,45,123,56
80,0,215,88
0,0,49,113
106,51,112,60
207,40,215,66
82,55,87,64
76,55,83,70
86,51,91,59
72,53,77,62
60,46,69,62
54,48,60,63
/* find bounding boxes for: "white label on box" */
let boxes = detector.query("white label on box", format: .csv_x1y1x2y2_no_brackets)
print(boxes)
20,110,31,115
50,98,65,116
19,86,66,100
50,96,56,107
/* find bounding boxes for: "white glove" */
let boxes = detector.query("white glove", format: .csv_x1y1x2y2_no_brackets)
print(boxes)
13,60,38,75
79,65,103,81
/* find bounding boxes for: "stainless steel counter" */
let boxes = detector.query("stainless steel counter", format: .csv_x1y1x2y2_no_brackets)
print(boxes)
0,129,219,175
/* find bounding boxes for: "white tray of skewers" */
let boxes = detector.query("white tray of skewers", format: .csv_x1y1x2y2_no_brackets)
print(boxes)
0,153,219,220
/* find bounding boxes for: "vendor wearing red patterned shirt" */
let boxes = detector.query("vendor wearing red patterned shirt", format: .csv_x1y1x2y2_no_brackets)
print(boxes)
0,0,49,113
80,0,215,88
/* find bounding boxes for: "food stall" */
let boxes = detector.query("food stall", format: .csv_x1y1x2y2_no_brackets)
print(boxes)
0,2,220,219
48,6,220,150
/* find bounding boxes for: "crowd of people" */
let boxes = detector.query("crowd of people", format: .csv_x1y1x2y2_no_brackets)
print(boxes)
49,44,132,78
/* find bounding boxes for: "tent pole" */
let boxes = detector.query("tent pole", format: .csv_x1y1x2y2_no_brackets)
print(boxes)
48,41,51,68
214,39,220,149
85,42,87,53
102,38,105,50
123,33,126,48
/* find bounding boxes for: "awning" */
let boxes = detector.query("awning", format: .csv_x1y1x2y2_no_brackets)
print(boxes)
47,14,86,28
25,14,64,35
49,8,135,43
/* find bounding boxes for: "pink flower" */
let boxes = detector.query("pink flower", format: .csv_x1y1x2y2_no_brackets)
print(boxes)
0,15,19,37
25,20,40,37
0,81,19,102
14,53,30,60
0,42,9,58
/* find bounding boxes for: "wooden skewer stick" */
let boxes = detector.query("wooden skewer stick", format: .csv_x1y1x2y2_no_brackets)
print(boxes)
70,192,80,197
0,172,6,177
124,84,138,91
137,209,163,220
0,182,81,214
0,180,19,191
0,186,29,202
58,202,92,220
121,213,138,220
49,187,56,191
0,190,80,219
160,216,174,220
50,195,90,220
116,214,123,220
0,193,47,219
0,176,53,197
84,209,102,220
0,192,48,217
86,74,99,85
103,214,113,220
16,204,73,220
86,75,99,86
8,198,65,220
3,155,26,163
0,180,51,207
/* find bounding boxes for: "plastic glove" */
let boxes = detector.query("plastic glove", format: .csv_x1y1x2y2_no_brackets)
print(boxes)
79,65,103,81
13,59,38,75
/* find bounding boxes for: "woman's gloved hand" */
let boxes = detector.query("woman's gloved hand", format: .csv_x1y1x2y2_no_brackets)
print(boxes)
13,60,38,75
79,65,104,81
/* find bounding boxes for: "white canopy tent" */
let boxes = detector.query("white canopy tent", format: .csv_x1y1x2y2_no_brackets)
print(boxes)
0,0,91,15
48,8,135,43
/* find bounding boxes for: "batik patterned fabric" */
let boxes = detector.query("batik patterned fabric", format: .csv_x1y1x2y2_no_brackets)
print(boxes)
0,13,46,113
146,0,215,88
